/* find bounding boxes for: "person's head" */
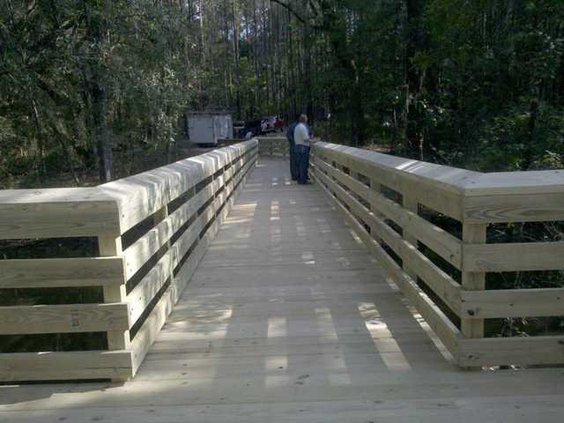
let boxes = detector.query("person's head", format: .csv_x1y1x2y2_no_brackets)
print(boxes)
299,114,308,124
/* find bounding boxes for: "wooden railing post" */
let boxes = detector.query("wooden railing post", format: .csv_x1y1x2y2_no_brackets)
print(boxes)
460,223,487,339
368,178,384,244
99,235,130,354
403,192,419,280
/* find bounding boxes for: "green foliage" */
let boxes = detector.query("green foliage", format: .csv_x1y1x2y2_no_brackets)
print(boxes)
0,0,199,186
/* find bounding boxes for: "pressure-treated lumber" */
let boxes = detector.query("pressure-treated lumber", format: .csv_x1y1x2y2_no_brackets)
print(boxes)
459,336,564,366
129,153,253,376
312,162,460,356
313,152,465,273
0,189,120,239
313,141,564,369
0,303,129,335
1,158,564,422
99,141,257,233
313,158,462,317
314,142,470,219
463,241,564,272
0,257,123,288
0,350,132,382
461,287,564,319
0,140,258,383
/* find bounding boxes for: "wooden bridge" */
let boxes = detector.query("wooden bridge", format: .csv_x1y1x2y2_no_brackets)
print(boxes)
1,138,564,421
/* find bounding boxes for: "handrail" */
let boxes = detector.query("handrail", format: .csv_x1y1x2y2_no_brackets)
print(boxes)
0,140,258,382
257,136,289,158
312,141,564,368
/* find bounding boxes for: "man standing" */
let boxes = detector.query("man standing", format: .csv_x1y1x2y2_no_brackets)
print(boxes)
293,114,312,185
286,118,298,181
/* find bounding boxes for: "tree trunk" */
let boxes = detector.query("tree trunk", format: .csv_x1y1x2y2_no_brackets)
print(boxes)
405,0,427,159
232,0,242,119
85,1,112,182
92,82,112,182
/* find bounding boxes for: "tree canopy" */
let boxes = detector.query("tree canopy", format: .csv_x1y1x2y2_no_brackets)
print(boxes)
1,0,563,187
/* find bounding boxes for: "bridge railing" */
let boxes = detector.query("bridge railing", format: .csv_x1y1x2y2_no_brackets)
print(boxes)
257,136,289,158
312,141,564,367
0,140,258,382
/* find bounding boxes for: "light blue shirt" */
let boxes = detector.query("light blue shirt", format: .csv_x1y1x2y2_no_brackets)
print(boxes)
294,123,310,146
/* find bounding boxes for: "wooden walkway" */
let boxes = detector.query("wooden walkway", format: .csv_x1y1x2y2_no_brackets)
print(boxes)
1,158,564,422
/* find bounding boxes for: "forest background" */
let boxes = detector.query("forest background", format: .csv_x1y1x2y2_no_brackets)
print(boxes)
1,0,562,187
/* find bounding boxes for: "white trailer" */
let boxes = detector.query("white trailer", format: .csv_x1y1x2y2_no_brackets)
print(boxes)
186,112,233,146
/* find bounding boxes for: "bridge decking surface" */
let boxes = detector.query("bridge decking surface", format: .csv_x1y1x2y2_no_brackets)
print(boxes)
1,158,563,422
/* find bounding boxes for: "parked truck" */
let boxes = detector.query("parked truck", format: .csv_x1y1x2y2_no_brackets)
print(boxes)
186,112,233,146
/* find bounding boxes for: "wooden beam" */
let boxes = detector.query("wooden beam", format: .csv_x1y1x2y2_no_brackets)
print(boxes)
0,303,129,335
459,336,564,367
461,287,564,319
312,166,461,356
99,235,130,353
460,224,487,341
0,350,131,382
0,257,123,288
463,242,564,272
0,190,120,239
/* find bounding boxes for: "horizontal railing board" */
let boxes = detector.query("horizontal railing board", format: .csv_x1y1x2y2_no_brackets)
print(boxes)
314,142,469,220
368,189,462,269
462,170,564,196
459,336,564,367
399,241,462,316
0,350,132,382
314,142,477,193
314,157,463,268
461,288,564,319
316,143,564,197
312,166,460,356
0,303,129,335
463,242,564,272
0,200,120,239
0,257,124,288
315,150,464,221
100,141,257,234
257,136,289,154
463,192,564,223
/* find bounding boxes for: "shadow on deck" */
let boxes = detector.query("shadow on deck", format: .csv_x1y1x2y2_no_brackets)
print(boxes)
1,158,563,422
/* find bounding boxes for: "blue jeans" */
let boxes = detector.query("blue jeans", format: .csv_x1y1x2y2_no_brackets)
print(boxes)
295,144,310,184
288,140,298,180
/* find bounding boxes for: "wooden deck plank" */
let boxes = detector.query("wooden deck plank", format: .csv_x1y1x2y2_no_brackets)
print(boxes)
3,395,564,423
1,158,563,422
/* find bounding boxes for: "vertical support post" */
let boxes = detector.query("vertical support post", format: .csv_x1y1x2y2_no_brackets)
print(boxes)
402,192,419,280
461,223,487,339
369,178,383,244
99,235,130,351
